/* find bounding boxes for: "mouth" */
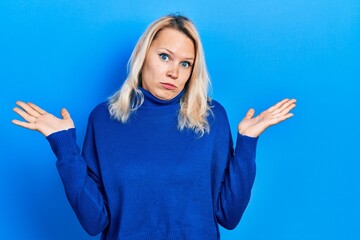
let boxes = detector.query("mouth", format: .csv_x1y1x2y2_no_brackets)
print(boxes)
160,82,177,90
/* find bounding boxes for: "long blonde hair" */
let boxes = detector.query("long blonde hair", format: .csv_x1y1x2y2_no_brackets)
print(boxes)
109,14,212,136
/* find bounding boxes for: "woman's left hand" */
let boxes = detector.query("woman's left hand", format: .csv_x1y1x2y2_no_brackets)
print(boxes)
238,98,296,138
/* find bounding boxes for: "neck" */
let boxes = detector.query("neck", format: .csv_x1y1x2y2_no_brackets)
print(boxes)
138,87,184,107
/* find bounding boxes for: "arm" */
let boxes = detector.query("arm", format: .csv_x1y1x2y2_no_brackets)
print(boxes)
215,98,296,229
12,101,109,235
214,121,258,230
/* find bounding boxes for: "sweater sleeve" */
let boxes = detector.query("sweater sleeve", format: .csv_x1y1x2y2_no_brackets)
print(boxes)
46,118,109,236
213,105,258,230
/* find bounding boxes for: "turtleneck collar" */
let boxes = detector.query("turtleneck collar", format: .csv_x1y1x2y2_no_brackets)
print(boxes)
139,87,185,107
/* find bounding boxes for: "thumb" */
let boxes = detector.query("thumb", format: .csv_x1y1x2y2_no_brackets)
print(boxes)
244,108,255,120
61,108,71,120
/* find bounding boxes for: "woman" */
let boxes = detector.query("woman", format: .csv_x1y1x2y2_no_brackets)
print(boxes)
12,15,296,239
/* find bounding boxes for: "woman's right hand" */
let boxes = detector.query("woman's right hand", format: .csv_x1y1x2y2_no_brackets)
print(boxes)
12,101,75,137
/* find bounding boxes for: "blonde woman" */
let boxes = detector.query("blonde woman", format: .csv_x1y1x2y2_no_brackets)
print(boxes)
12,14,296,239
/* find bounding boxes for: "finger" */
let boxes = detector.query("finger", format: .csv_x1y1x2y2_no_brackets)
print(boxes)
11,119,36,130
15,101,41,117
13,107,37,123
27,102,47,115
243,108,255,120
268,113,294,126
267,98,289,113
276,113,294,123
273,103,296,118
272,99,296,114
61,108,71,120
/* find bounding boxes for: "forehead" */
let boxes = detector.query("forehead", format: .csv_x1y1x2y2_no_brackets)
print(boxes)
150,28,195,58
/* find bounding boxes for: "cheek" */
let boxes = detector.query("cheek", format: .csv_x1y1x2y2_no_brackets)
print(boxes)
147,59,166,78
142,61,157,83
179,69,192,84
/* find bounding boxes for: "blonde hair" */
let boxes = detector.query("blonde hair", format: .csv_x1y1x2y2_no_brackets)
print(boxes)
109,14,212,136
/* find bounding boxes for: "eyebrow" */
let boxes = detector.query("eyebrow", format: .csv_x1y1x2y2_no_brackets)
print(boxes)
159,48,194,61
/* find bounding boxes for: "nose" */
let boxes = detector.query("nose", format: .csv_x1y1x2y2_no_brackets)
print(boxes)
166,63,179,79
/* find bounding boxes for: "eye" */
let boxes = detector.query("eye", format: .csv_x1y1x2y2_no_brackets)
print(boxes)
181,61,191,68
159,53,169,61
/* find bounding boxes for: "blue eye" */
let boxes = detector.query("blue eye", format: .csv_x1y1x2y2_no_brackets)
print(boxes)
181,61,191,68
159,53,169,61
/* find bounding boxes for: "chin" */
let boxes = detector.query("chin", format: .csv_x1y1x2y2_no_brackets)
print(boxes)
159,95,173,100
158,92,175,100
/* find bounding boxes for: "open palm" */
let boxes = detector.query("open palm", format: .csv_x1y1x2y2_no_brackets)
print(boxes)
238,98,296,138
12,101,74,137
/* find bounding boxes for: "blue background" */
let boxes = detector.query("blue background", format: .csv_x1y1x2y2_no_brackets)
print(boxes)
1,0,359,239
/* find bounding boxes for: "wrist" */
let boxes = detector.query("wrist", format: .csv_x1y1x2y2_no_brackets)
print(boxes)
239,131,259,138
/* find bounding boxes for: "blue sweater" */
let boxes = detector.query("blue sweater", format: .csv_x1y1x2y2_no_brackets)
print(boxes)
47,88,258,240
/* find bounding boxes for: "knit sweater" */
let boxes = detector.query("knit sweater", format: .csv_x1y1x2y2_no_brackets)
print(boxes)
46,88,258,240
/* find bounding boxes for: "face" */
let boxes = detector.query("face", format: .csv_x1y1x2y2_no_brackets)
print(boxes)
141,28,195,100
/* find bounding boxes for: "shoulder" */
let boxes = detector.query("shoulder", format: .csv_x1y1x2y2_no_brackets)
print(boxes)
208,99,230,127
209,99,228,118
88,101,111,123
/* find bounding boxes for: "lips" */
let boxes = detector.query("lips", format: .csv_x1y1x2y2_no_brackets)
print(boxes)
160,82,177,90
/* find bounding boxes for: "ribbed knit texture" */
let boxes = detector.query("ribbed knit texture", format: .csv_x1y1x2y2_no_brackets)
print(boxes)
47,87,258,240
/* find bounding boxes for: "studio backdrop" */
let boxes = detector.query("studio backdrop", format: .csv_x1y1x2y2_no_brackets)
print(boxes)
1,1,359,239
